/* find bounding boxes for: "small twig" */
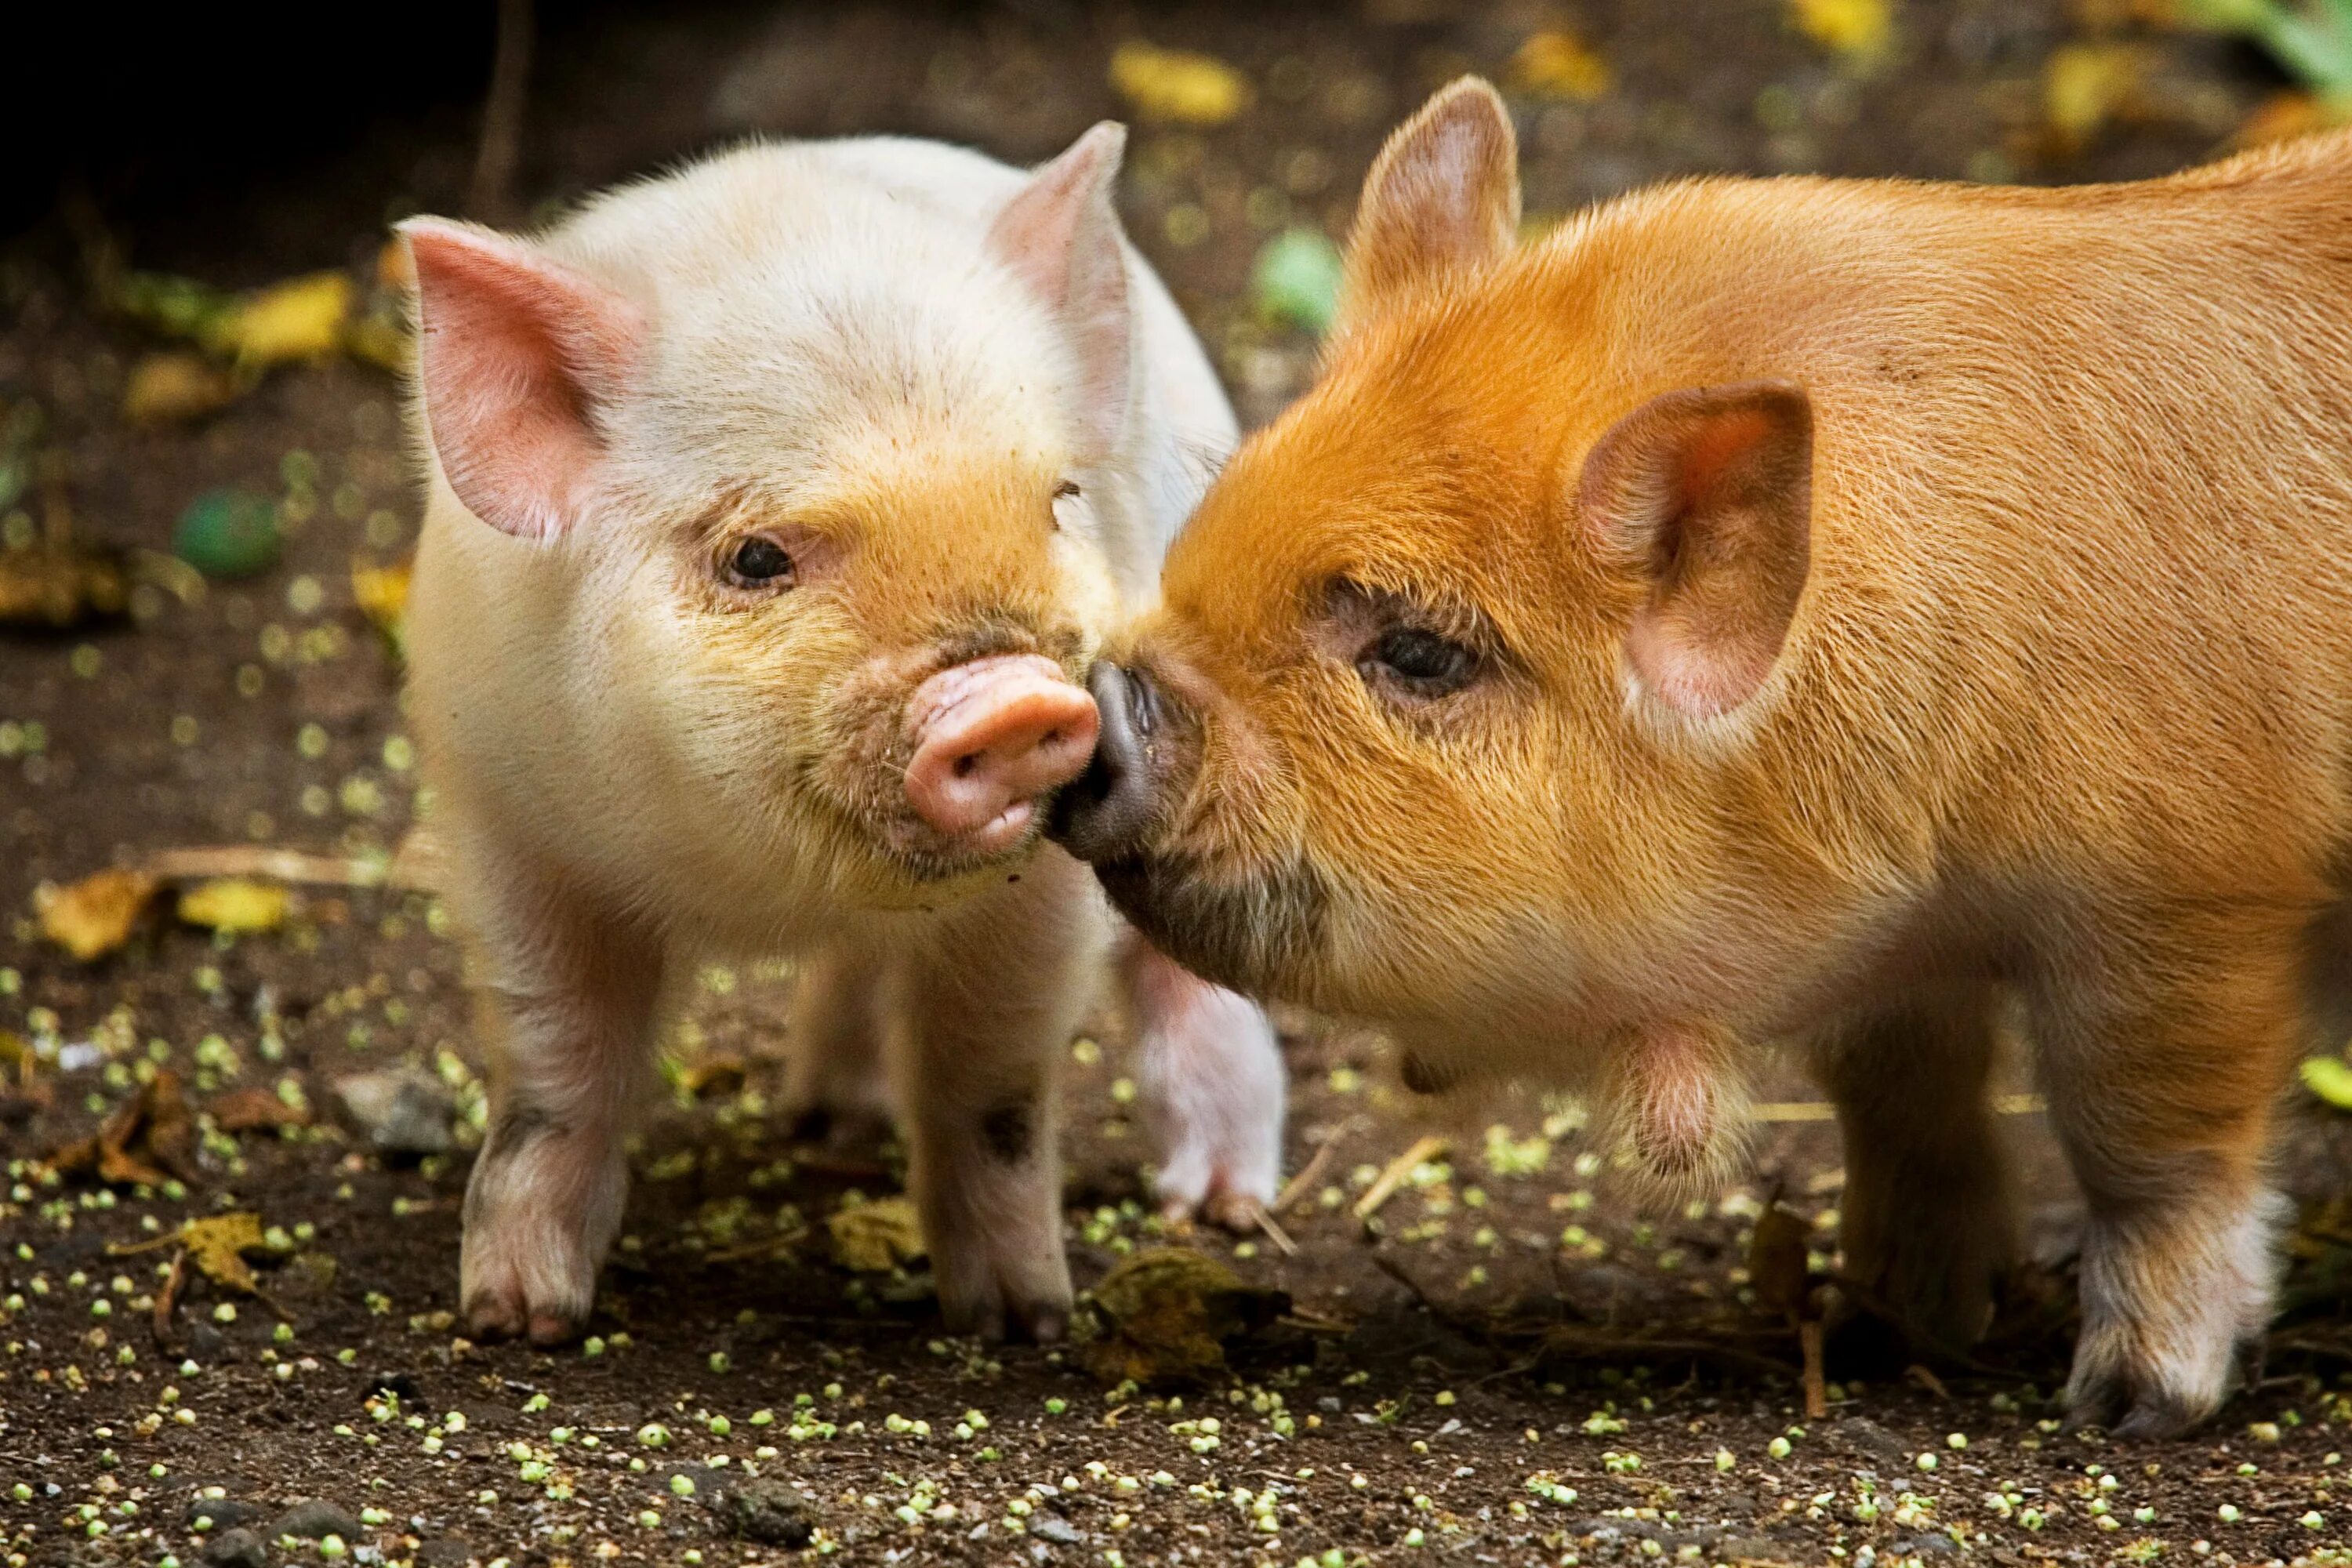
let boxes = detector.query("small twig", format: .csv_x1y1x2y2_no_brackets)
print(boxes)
1275,1115,1365,1214
151,1248,187,1345
703,1227,810,1265
140,845,426,891
1240,1199,1296,1257
1799,1319,1828,1420
1905,1363,1954,1400
469,0,535,223
1352,1134,1448,1223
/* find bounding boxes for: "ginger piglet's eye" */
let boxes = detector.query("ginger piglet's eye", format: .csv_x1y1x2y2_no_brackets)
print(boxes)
726,535,796,588
1362,626,1479,696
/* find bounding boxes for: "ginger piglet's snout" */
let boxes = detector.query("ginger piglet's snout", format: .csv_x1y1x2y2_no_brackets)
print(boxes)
904,655,1099,855
1050,660,1166,863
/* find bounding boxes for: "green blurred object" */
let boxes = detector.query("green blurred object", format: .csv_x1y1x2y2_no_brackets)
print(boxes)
2177,0,2352,101
1252,227,1346,336
173,488,282,579
2305,1054,2352,1111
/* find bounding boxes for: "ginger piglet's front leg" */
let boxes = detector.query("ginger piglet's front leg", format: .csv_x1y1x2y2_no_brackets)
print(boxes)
2031,913,2300,1437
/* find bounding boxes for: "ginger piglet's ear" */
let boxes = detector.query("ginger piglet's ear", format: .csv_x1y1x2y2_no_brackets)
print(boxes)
400,217,644,542
989,122,1134,459
1338,76,1520,333
1578,381,1814,719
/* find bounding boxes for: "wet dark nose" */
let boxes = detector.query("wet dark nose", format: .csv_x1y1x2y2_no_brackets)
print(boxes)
1049,662,1160,862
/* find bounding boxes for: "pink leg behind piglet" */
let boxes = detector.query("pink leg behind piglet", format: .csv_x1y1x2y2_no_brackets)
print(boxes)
1123,934,1286,1229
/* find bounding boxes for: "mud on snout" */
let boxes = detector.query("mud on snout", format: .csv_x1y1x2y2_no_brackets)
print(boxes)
818,622,1098,886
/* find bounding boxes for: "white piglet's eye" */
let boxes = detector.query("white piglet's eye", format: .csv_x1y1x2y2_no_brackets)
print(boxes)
726,535,796,589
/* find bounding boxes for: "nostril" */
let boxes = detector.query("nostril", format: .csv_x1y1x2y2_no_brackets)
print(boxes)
953,753,978,779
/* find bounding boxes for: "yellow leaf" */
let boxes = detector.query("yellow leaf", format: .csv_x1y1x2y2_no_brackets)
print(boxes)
1508,31,1613,101
2304,1054,2352,1112
351,558,412,642
115,1211,270,1294
205,272,354,371
1083,1247,1290,1385
343,310,412,373
36,869,158,960
827,1196,926,1272
1790,0,1894,60
2043,42,2145,145
2233,89,2350,149
122,353,245,426
1109,42,1252,126
176,878,289,935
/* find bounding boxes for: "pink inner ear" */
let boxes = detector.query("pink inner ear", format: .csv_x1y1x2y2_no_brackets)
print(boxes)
1581,382,1812,720
404,219,644,541
987,124,1133,459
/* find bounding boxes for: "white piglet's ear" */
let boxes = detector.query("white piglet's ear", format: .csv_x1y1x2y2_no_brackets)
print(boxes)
989,122,1133,459
400,217,644,541
1577,382,1814,720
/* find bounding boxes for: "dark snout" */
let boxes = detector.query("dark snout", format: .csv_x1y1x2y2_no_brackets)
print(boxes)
1048,661,1163,862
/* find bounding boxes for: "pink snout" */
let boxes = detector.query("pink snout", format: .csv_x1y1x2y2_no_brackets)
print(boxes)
904,654,1100,855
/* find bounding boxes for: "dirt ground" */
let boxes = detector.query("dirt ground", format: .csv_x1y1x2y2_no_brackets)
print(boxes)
9,3,2352,1566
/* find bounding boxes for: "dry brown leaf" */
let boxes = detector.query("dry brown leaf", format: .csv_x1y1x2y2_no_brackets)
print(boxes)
35,868,158,960
0,540,129,630
681,1051,748,1098
1508,31,1613,100
827,1196,926,1272
2233,89,2350,149
121,353,244,425
176,877,289,935
1083,1247,1290,1386
1109,42,1252,125
50,1069,197,1187
205,1086,310,1133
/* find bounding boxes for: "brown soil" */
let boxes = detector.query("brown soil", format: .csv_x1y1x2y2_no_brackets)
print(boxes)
6,5,2352,1566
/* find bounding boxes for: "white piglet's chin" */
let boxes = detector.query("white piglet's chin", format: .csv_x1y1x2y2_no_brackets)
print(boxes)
400,128,1284,1345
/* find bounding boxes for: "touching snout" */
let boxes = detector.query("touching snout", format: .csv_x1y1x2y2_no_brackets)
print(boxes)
1050,661,1162,863
905,655,1099,855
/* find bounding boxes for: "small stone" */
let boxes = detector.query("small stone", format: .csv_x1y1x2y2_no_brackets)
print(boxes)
1896,1534,1959,1556
200,1527,268,1568
723,1477,814,1548
414,1540,472,1567
332,1070,455,1156
183,1498,261,1530
1030,1514,1084,1545
270,1497,364,1541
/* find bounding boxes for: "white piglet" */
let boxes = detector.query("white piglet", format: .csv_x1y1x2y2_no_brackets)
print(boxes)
400,126,1286,1342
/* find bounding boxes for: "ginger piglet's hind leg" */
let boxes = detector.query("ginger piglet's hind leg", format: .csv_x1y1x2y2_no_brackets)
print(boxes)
886,855,1105,1342
1122,931,1286,1229
2028,911,2303,1438
780,939,895,1148
1810,988,2015,1359
456,871,664,1346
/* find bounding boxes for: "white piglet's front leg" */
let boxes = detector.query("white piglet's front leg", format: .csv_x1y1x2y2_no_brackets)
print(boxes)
887,855,1107,1341
1123,935,1286,1228
456,853,664,1345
